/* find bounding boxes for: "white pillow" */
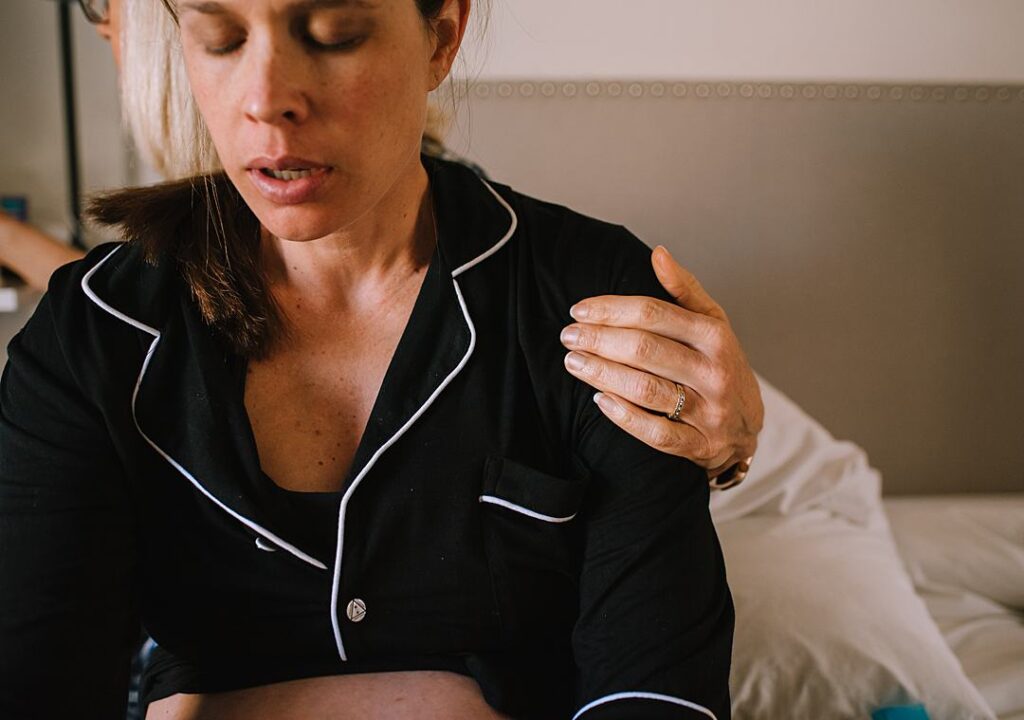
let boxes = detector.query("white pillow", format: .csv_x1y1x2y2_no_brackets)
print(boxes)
710,373,881,525
884,495,1024,611
718,508,996,719
711,376,995,718
885,496,1024,719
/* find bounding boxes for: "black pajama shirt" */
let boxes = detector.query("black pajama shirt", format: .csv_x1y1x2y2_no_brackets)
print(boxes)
0,155,734,719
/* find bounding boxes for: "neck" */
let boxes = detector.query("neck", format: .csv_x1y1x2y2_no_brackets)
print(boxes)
259,153,435,310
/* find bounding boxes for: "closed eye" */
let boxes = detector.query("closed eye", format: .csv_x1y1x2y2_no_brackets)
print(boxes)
207,38,245,55
306,34,366,51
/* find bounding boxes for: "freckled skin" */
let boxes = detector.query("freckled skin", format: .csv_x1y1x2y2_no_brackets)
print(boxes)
179,0,444,245
145,2,500,719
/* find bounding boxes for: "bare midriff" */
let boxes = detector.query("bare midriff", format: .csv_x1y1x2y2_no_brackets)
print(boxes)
145,671,511,720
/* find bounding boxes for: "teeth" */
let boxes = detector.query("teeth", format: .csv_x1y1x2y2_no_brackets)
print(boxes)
264,168,315,181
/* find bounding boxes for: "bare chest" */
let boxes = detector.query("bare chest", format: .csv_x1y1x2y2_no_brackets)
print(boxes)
243,307,411,493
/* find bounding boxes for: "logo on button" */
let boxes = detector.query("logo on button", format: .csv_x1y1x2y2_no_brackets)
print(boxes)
346,598,367,622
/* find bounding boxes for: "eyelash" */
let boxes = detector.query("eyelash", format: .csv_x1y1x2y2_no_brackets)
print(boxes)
205,35,365,57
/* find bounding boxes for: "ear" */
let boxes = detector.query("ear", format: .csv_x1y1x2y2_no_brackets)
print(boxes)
427,0,471,91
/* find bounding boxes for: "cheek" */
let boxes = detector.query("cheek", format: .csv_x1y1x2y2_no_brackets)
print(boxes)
318,64,424,150
342,49,430,138
183,58,234,152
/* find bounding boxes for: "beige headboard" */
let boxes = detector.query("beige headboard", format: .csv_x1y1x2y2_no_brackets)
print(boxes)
445,80,1024,496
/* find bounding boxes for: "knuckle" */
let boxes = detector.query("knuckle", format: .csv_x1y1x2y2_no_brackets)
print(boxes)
650,424,677,451
705,400,730,431
574,329,595,350
635,374,662,407
638,300,663,327
633,332,658,362
616,404,638,429
703,319,728,353
705,366,729,397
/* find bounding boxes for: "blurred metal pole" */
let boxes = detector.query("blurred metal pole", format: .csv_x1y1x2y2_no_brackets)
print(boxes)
57,1,85,249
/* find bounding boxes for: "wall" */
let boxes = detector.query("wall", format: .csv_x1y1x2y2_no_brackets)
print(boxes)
446,80,1024,495
0,2,128,243
4,1,1024,235
460,1,1024,83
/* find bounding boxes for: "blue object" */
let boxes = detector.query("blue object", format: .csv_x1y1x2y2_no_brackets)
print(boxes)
1,196,28,222
872,704,931,720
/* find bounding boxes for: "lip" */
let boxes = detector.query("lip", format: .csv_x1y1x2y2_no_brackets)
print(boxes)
246,156,333,205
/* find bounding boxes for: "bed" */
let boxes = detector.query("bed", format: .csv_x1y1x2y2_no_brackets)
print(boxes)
709,376,1023,719
3,77,1022,717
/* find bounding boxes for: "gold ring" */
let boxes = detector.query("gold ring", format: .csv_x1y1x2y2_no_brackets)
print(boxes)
666,383,686,422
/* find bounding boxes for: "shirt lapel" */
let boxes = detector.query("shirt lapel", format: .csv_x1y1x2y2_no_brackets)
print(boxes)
81,154,517,576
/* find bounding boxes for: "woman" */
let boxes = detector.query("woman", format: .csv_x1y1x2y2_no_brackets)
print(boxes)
1,1,736,718
3,0,763,484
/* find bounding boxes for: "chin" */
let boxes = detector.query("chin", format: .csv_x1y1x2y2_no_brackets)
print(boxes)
254,205,349,243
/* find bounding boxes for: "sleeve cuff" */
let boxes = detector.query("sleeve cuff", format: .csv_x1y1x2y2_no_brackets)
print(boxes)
573,691,719,720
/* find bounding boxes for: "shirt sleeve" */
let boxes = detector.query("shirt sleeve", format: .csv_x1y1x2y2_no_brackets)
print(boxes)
0,286,139,717
568,227,734,720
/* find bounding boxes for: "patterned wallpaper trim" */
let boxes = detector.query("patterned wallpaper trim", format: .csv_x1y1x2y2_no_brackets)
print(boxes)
465,80,1024,103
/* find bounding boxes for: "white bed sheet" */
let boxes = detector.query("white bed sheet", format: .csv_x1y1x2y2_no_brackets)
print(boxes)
884,495,1024,720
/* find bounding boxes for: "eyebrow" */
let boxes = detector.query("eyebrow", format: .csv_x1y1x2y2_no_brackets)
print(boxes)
180,0,378,15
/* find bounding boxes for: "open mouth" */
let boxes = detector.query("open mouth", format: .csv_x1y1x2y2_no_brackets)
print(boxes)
259,168,323,181
248,163,331,204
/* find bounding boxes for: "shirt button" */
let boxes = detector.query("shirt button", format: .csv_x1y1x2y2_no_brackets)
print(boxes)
346,598,367,623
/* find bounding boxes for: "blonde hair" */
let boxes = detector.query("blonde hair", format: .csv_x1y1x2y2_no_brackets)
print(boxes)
118,0,459,182
95,0,478,358
119,0,220,179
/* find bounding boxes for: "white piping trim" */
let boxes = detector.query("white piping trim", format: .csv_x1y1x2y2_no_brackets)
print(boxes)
479,495,577,524
328,174,518,662
450,178,518,278
82,245,328,572
329,277,476,660
81,246,160,338
255,537,278,552
573,692,717,720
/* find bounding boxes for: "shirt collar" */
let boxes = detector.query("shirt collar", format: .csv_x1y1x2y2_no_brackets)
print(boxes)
82,153,518,571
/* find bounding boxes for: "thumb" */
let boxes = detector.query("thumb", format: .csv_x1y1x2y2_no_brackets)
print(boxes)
651,245,723,317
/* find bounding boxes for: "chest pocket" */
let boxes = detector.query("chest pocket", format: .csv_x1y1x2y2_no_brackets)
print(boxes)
478,455,586,644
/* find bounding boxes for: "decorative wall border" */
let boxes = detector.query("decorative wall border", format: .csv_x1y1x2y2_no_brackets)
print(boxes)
468,80,1024,104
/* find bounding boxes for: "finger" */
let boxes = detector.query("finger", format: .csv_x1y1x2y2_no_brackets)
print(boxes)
568,295,720,352
560,323,712,390
592,391,714,467
564,350,703,418
651,245,726,320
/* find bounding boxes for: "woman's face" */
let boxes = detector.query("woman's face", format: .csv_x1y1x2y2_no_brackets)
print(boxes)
177,0,466,242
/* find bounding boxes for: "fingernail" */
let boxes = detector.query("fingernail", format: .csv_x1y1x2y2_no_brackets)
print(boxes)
560,326,580,346
593,392,624,418
569,303,589,320
564,352,585,372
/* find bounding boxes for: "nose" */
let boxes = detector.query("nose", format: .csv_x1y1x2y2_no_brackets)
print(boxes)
240,39,311,126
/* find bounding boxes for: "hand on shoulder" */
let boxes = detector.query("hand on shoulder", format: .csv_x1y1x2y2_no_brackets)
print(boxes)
561,244,763,486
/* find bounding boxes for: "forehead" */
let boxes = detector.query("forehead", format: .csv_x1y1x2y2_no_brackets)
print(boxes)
178,0,382,15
